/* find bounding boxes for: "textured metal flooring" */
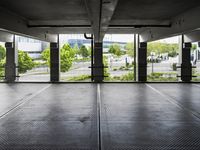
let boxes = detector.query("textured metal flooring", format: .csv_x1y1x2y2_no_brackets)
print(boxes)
0,83,200,150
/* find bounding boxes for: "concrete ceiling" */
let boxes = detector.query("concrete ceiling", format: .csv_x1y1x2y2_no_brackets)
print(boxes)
0,0,200,42
112,0,199,20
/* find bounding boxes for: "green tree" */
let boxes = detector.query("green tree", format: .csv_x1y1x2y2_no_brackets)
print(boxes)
125,42,134,57
0,59,5,79
73,44,79,55
147,42,178,57
42,48,50,66
79,45,89,57
60,44,75,72
0,45,6,60
42,44,75,72
191,44,197,51
109,43,122,56
18,50,35,73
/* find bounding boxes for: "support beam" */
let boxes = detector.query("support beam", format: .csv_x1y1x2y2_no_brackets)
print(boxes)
181,42,192,82
50,35,60,82
93,42,103,82
140,6,200,42
0,30,14,42
184,30,200,43
0,7,48,41
110,19,171,26
137,42,147,82
0,7,92,41
84,0,119,42
100,0,119,40
134,34,137,81
84,0,101,42
5,36,18,82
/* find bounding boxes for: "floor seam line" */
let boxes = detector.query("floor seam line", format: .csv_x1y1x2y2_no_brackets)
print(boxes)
97,83,102,150
146,84,200,121
0,84,51,120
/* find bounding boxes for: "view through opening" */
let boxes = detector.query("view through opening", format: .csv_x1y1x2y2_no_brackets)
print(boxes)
59,34,91,82
103,34,135,82
17,36,50,82
147,36,180,82
192,42,200,81
0,42,5,82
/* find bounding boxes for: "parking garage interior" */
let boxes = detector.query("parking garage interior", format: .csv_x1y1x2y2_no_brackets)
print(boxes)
0,0,200,149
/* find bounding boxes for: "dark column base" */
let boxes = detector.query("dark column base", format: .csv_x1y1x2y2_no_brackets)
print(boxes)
93,43,103,82
181,43,192,82
5,42,16,82
50,42,60,82
138,42,147,82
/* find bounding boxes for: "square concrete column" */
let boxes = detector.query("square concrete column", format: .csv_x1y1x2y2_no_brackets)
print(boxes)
50,42,60,82
5,42,17,82
137,42,147,82
93,42,103,82
181,42,192,82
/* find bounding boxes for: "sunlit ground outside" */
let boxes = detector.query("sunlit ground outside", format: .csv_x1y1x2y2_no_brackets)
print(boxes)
192,43,200,81
59,34,91,82
103,34,135,82
147,36,180,82
1,35,200,82
16,36,50,82
0,42,5,81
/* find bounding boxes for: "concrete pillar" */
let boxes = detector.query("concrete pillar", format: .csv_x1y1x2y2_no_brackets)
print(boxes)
5,42,17,82
93,42,103,82
134,34,137,81
137,42,147,82
181,42,192,82
50,42,60,82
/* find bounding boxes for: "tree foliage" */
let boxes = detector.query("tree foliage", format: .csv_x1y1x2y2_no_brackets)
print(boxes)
79,45,90,57
18,50,35,73
42,48,50,66
42,43,75,72
0,45,6,60
125,42,134,57
0,46,6,78
0,59,5,79
191,44,197,51
60,44,75,72
73,44,79,54
109,43,122,56
147,42,179,57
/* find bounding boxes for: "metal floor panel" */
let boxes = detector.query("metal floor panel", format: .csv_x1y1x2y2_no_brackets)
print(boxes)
0,84,48,117
0,84,98,150
149,84,200,116
0,83,200,150
101,84,200,150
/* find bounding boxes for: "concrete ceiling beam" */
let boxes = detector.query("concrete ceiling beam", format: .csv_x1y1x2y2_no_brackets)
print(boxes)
84,0,101,42
84,0,119,42
0,7,92,41
100,0,119,40
28,20,91,26
184,30,200,43
140,6,200,42
0,7,50,41
109,19,171,26
0,30,14,42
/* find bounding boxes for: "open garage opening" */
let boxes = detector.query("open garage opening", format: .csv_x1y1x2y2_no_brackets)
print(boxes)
16,36,50,82
0,42,5,82
59,34,92,82
147,36,180,82
103,34,135,82
191,42,200,81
